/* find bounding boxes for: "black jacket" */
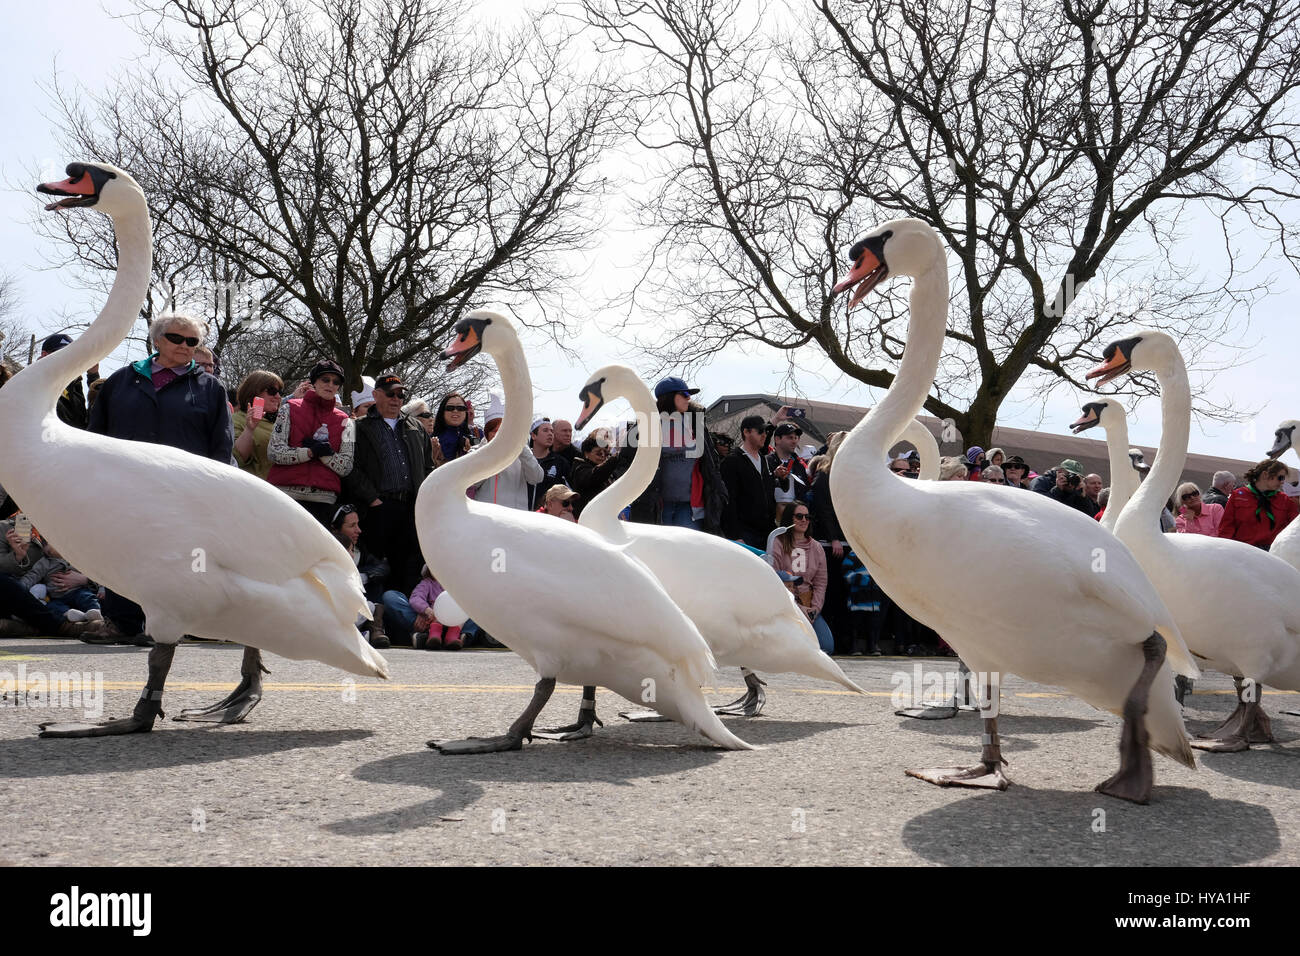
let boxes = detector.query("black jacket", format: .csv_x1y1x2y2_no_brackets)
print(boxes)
720,446,777,545
347,410,433,503
808,471,843,543
527,449,572,511
56,376,88,429
626,404,727,533
89,357,232,462
1031,469,1099,517
569,452,619,518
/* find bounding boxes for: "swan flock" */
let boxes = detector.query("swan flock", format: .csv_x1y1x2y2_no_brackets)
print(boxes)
4,161,1294,807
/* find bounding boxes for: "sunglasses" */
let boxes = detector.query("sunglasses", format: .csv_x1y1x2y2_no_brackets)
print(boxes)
891,466,909,474
379,387,406,398
444,405,468,413
793,513,810,520
332,504,357,524
416,412,434,419
263,387,281,396
318,375,344,387
163,332,201,347
560,501,574,510
781,429,803,437
1181,491,1200,500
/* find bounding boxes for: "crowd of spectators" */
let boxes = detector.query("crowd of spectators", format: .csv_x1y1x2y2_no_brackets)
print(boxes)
3,315,1299,657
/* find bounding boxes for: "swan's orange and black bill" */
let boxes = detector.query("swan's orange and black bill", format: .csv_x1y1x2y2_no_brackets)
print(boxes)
575,378,606,430
833,230,892,309
1070,403,1105,434
1086,336,1140,386
442,316,489,371
36,163,114,211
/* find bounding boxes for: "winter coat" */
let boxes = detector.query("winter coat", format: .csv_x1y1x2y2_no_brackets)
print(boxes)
720,446,777,546
410,575,445,616
347,408,434,503
267,391,355,495
627,404,727,532
569,452,620,518
527,449,572,511
1218,485,1299,548
56,375,87,429
768,535,827,617
471,443,545,510
807,471,844,544
0,518,45,579
232,409,276,480
89,355,233,463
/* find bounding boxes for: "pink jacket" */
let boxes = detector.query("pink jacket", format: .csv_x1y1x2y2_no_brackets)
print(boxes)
409,576,446,615
768,536,827,616
1175,503,1225,536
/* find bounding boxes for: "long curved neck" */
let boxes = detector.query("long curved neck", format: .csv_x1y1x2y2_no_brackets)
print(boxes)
898,418,940,480
1115,354,1189,539
581,371,661,534
417,326,532,512
1100,414,1136,528
840,255,949,474
21,200,152,411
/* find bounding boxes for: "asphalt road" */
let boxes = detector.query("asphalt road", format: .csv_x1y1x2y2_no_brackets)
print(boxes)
1,640,1296,865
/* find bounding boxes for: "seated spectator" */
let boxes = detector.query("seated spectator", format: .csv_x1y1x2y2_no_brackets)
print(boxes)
381,565,462,650
1219,459,1299,549
570,430,620,518
469,391,545,509
431,392,475,466
1203,470,1235,507
330,504,388,648
539,484,579,520
986,447,1006,469
268,359,356,526
768,502,833,655
232,370,284,479
18,535,102,623
0,517,91,638
1174,482,1224,536
981,464,1005,484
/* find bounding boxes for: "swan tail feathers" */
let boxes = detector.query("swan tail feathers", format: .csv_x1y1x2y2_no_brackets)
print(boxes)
676,690,757,750
1156,623,1199,680
798,651,867,694
1148,665,1196,769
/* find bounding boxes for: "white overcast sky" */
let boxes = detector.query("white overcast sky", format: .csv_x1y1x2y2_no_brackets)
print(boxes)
1,0,1296,463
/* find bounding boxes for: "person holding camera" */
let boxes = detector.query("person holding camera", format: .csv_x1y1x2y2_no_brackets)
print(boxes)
1031,458,1098,516
768,420,810,521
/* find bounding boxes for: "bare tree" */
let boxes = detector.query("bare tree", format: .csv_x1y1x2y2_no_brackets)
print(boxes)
582,0,1300,446
0,272,33,370
39,0,627,397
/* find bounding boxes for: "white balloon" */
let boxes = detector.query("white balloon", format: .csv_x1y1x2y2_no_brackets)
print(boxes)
433,591,469,628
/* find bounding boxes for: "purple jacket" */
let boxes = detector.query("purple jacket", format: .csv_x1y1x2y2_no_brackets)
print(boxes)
410,576,445,615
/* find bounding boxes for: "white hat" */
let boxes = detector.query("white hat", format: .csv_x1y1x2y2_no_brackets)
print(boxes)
350,375,376,411
484,390,505,425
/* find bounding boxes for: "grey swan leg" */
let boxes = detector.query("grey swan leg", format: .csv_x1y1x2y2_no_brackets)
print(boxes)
1174,674,1193,707
897,659,971,720
712,669,767,717
533,685,603,740
174,646,267,723
431,677,556,754
39,643,177,738
1191,676,1274,753
1095,631,1165,804
906,675,1010,790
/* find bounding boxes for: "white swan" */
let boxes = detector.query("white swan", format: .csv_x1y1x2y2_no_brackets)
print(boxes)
1070,399,1141,533
531,364,864,736
1085,332,1300,751
896,419,939,480
830,219,1196,802
0,163,388,738
1266,420,1300,572
415,310,753,753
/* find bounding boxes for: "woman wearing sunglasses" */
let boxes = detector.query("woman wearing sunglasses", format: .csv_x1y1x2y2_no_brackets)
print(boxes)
768,501,834,655
267,359,356,526
432,392,475,464
86,313,234,642
1173,481,1224,536
231,370,285,479
1217,459,1299,548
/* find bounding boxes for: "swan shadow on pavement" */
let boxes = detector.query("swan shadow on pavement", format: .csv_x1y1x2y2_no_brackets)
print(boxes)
901,786,1279,866
0,728,373,776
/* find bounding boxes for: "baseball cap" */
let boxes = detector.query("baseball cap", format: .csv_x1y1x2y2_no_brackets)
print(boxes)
653,376,700,400
375,374,405,395
41,333,73,354
773,422,802,436
1058,458,1085,476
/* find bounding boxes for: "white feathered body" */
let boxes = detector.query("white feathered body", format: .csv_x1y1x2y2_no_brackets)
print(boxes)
0,405,388,679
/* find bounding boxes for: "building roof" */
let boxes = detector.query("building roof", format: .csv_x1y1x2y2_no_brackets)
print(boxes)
705,392,1264,492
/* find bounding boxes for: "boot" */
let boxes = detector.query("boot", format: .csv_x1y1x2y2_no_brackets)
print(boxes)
368,606,390,649
443,625,463,651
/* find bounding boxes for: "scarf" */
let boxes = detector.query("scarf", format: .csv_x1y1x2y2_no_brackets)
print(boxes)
436,425,471,463
1248,482,1278,528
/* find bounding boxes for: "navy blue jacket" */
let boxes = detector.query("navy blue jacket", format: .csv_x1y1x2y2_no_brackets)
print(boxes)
88,356,233,463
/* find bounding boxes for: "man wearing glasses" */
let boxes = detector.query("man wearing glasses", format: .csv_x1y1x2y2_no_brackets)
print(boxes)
347,373,434,593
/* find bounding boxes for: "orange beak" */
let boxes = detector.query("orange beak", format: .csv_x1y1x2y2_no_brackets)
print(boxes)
575,395,600,431
441,327,481,371
37,174,96,211
832,248,888,310
1086,351,1129,386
